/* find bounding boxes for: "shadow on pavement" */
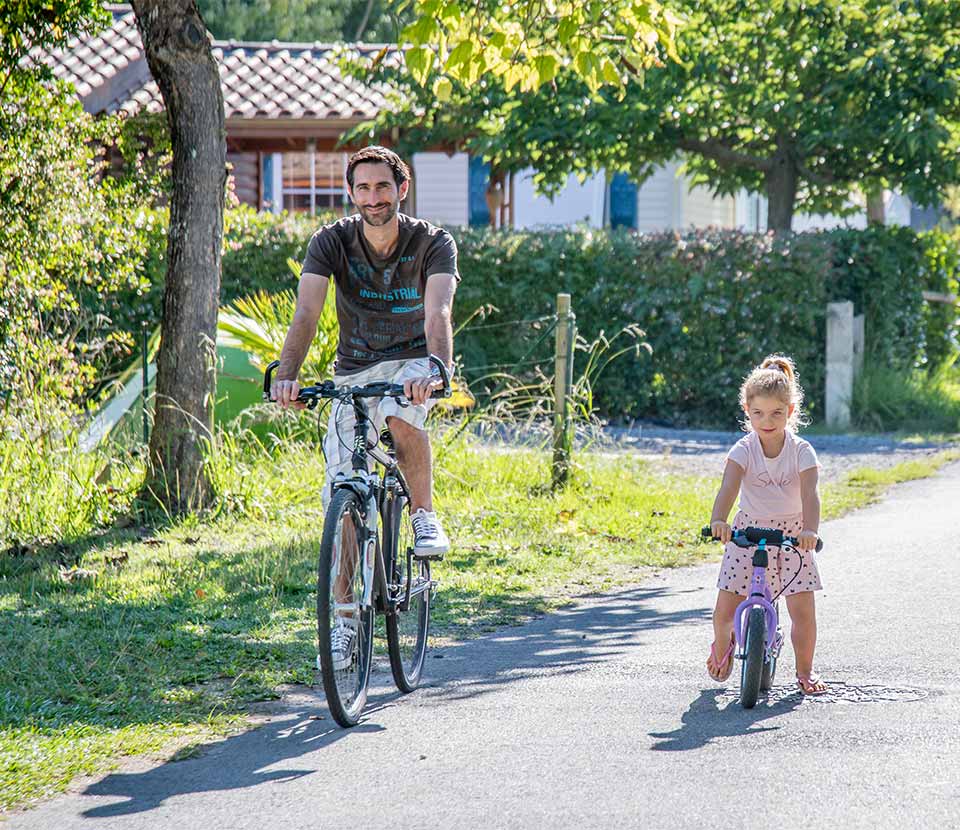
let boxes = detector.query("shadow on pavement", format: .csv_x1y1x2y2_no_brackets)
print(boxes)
79,707,390,819
421,585,711,704
648,687,803,751
78,584,709,817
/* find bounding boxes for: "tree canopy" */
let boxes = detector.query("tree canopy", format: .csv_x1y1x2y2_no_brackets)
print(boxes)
196,0,403,43
351,0,960,231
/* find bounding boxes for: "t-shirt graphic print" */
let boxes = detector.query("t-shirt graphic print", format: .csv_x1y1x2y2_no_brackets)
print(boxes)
301,213,459,374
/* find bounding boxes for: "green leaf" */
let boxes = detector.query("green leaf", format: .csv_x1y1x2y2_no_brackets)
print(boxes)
433,76,453,101
405,46,434,85
534,54,559,87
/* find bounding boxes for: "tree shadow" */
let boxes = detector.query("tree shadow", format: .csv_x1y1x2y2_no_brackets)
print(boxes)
419,585,711,705
79,708,388,819
649,686,803,751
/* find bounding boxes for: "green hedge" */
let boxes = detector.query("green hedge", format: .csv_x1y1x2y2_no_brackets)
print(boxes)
93,211,959,427
453,225,959,426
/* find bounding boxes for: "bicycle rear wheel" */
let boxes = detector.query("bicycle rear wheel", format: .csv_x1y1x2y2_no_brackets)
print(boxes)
317,489,374,727
384,490,431,692
740,606,766,709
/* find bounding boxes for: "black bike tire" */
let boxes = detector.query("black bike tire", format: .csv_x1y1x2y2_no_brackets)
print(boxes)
740,607,766,709
384,492,431,692
317,489,375,727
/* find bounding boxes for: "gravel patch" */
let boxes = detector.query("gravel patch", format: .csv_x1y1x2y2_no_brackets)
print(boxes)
602,425,958,482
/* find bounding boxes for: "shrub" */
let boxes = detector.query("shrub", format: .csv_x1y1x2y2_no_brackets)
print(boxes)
0,73,149,415
81,209,960,427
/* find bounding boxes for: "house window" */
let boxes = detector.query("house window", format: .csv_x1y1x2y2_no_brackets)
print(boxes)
263,151,348,214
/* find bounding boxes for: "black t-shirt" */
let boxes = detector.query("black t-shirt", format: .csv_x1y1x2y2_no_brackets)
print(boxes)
301,213,459,374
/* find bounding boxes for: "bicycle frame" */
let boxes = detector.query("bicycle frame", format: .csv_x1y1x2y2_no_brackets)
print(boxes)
330,393,403,616
732,539,782,663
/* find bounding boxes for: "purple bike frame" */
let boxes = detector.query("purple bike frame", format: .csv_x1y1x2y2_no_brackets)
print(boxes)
732,540,781,660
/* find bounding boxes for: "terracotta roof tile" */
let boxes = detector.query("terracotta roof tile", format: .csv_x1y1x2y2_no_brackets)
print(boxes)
31,5,400,122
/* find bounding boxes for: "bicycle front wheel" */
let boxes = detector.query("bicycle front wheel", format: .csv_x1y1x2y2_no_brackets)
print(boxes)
384,490,431,692
740,606,766,709
317,489,375,727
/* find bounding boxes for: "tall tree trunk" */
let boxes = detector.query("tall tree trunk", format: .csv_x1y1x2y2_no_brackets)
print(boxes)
133,0,226,514
765,134,798,233
866,187,886,225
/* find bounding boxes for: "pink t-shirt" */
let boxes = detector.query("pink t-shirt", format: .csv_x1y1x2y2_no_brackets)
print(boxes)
726,430,819,519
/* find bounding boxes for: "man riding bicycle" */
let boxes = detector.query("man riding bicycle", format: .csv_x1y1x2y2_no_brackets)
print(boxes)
272,145,458,572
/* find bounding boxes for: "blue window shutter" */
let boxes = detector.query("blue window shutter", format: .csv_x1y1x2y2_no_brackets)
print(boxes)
469,157,491,226
262,153,274,209
609,173,638,229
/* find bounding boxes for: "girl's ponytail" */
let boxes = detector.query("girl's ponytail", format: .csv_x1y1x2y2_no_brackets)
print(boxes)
759,354,796,387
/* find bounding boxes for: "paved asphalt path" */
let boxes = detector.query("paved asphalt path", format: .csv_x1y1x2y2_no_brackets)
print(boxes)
12,464,960,829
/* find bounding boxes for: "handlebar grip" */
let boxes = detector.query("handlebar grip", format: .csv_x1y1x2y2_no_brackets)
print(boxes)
701,526,715,539
428,354,452,398
263,360,280,401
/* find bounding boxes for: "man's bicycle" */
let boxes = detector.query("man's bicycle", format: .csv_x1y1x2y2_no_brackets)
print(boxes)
702,526,824,709
265,357,451,727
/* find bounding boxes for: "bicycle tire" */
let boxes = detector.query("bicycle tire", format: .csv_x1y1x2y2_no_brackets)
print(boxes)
383,490,430,692
317,489,375,727
740,606,766,709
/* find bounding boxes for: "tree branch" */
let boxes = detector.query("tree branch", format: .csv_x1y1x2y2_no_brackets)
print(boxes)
677,138,772,172
796,158,836,187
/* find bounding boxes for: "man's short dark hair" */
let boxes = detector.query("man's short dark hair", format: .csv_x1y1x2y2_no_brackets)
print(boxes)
346,146,411,189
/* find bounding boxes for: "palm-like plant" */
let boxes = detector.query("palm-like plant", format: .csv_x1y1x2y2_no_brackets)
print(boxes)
218,258,338,381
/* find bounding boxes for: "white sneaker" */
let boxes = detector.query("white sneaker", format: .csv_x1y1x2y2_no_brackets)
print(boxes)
411,508,449,560
322,617,357,671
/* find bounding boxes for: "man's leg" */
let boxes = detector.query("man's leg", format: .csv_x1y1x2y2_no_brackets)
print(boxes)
385,415,433,512
385,415,448,558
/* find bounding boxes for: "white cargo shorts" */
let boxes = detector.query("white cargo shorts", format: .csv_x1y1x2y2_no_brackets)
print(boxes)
321,357,436,508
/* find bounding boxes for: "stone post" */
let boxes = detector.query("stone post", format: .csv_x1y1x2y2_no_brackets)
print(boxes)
826,301,854,428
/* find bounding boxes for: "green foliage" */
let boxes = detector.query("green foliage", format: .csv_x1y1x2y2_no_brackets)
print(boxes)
124,211,958,427
452,225,959,426
0,74,153,413
353,0,960,229
396,0,680,94
0,0,107,76
197,0,405,42
851,360,960,433
218,270,339,381
919,228,960,368
97,206,336,391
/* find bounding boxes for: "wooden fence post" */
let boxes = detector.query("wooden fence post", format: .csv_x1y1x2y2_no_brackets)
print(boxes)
552,293,575,488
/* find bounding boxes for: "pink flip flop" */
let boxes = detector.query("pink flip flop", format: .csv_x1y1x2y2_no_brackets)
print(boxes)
796,672,828,695
707,632,736,682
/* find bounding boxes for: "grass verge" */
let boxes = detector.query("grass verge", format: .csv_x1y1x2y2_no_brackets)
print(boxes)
2,441,958,812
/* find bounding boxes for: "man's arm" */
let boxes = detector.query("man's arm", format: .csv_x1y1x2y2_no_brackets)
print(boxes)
424,272,457,369
273,273,329,408
404,272,457,405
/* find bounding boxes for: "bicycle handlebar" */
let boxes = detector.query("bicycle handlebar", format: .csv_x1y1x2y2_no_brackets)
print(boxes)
262,356,452,405
701,525,824,553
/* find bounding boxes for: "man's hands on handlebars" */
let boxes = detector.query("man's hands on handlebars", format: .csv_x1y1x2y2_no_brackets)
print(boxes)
272,378,305,410
404,373,445,406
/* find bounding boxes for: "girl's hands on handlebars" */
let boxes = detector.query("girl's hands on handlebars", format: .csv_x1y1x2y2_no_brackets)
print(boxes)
796,529,819,551
710,520,732,544
272,379,305,410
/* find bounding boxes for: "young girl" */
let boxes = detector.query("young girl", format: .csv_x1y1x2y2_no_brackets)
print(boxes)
706,354,827,695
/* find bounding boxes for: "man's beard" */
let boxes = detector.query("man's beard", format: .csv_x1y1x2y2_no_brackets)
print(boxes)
359,199,398,227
